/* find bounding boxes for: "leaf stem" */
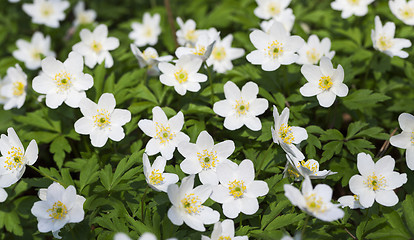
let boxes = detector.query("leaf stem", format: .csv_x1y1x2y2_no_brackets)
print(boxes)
256,142,274,178
28,165,64,186
141,185,150,221
205,63,215,107
301,215,310,238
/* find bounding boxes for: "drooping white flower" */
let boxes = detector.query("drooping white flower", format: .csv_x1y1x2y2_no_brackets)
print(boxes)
296,35,335,65
31,182,85,239
211,160,269,218
130,44,173,76
178,131,235,185
206,34,245,73
201,219,248,240
74,93,131,148
285,153,336,180
0,188,7,202
175,28,218,61
390,113,414,170
338,194,365,209
143,153,179,192
176,17,201,47
259,10,295,33
213,81,268,131
371,16,412,58
254,0,292,20
389,0,414,25
22,0,69,28
284,177,344,221
300,56,348,108
331,0,374,19
167,175,220,231
138,106,190,160
129,13,161,47
32,52,93,109
72,24,120,68
246,22,304,71
73,1,96,26
0,64,27,110
349,153,407,208
158,55,207,96
13,32,55,70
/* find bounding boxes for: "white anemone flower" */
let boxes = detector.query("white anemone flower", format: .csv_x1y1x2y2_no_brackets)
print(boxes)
175,28,218,61
0,127,38,188
286,153,336,180
114,232,177,240
201,219,248,240
300,56,348,108
32,52,93,109
349,153,407,208
73,1,97,26
158,55,207,96
138,106,190,160
13,32,55,70
254,0,292,20
389,0,414,25
143,153,179,192
213,81,268,131
371,16,412,58
178,130,235,185
296,35,335,65
74,93,131,148
1,64,27,110
130,44,173,76
259,10,295,33
22,0,69,28
246,22,304,71
338,194,365,209
211,160,269,218
31,182,85,239
331,0,374,19
206,34,245,73
284,177,344,221
72,24,120,68
129,13,161,47
167,175,220,231
390,113,414,170
176,17,200,46
0,188,7,202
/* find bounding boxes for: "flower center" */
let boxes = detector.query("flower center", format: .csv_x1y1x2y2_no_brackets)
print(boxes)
306,48,321,64
144,27,153,37
318,76,333,90
399,6,414,19
234,99,249,116
78,13,90,24
155,123,175,144
347,0,359,5
4,146,24,171
353,195,359,201
174,69,188,84
185,30,197,42
228,180,246,198
218,237,232,240
93,109,111,128
411,132,414,144
13,82,25,96
47,201,68,220
54,71,73,92
181,193,201,214
149,169,164,185
278,123,294,144
31,50,41,60
305,193,326,213
193,45,206,56
287,167,300,179
197,149,218,170
266,40,284,59
142,50,157,61
377,36,393,51
91,40,103,53
40,3,54,17
212,46,227,61
267,3,281,16
364,173,386,191
297,160,318,175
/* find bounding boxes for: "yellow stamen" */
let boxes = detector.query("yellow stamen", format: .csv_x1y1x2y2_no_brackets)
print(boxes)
91,40,102,53
212,46,226,61
234,99,249,116
13,82,25,96
181,193,201,214
149,169,164,185
278,123,294,144
267,3,281,16
305,193,326,213
54,71,72,92
185,30,197,42
40,3,54,17
400,6,414,19
364,173,386,191
347,0,360,5
93,109,111,128
174,69,188,84
228,180,246,198
47,201,68,220
218,237,232,240
297,160,319,175
266,40,284,59
306,48,321,64
318,76,333,90
4,146,24,171
155,123,175,144
377,36,393,51
197,150,218,169
193,45,206,56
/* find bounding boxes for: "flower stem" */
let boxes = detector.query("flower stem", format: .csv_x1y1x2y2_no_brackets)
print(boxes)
255,142,274,178
301,215,310,238
205,63,215,107
28,165,64,186
141,185,150,221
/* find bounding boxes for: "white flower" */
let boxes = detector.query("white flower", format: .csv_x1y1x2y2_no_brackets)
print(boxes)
338,194,365,209
246,22,304,71
32,52,93,109
12,32,55,70
114,232,177,240
201,219,248,240
0,188,6,202
259,10,295,33
390,113,414,170
9,0,20,2
286,154,336,180
130,44,173,76
176,17,200,46
178,131,235,185
211,160,269,218
213,81,268,131
296,35,335,65
389,0,414,25
371,16,412,58
22,0,69,28
31,182,85,239
74,93,131,148
300,56,348,108
271,106,308,159
73,1,96,26
175,28,218,61
254,0,292,20
72,24,120,68
284,177,344,221
158,55,207,96
0,64,27,110
143,153,179,192
138,106,190,160
206,34,245,73
167,175,220,231
331,0,374,19
349,153,407,208
114,233,132,240
129,13,161,47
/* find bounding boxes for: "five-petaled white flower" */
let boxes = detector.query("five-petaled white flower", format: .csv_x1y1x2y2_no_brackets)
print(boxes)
338,194,365,209
389,0,414,25
0,127,38,188
159,55,207,96
246,22,304,71
138,106,190,160
143,153,179,192
176,17,201,47
175,28,218,61
259,11,295,33
201,219,248,240
211,160,269,218
32,52,93,109
296,35,335,65
31,182,85,239
206,34,245,73
254,0,292,20
1,64,28,110
178,130,235,185
73,1,97,26
23,0,69,28
284,177,344,221
129,13,161,47
285,153,336,181
371,16,412,58
74,93,131,148
331,0,374,19
390,113,414,170
167,175,220,231
213,81,268,131
130,44,173,76
300,56,348,108
72,24,120,68
349,153,407,208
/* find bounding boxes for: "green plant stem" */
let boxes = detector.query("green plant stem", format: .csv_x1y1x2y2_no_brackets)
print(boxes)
301,215,310,238
240,214,243,227
204,63,215,107
28,165,64,186
141,185,150,221
256,142,274,178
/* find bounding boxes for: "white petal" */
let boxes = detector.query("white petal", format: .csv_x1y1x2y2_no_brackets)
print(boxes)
300,83,321,97
108,125,125,142
98,93,116,112
357,153,375,176
246,181,268,198
316,91,336,108
223,200,241,218
74,117,94,135
374,155,395,175
167,206,183,226
111,109,131,126
223,115,244,130
90,129,109,147
375,190,399,207
213,100,233,117
390,133,411,149
399,113,414,132
240,197,259,215
243,116,262,131
25,140,38,165
223,81,241,101
319,57,334,76
407,147,414,170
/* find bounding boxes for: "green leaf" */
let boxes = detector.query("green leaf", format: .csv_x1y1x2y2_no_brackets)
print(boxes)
345,139,375,155
343,89,391,110
50,136,72,169
346,121,369,139
264,213,305,231
402,194,414,237
320,129,344,141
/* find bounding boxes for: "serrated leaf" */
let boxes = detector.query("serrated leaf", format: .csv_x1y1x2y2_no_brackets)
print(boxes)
343,89,390,110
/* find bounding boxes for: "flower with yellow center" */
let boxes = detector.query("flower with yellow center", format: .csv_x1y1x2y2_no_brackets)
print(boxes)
297,35,335,65
201,219,249,240
206,34,245,73
4,146,24,171
212,46,227,61
338,194,365,209
92,109,111,128
40,2,54,17
12,82,25,96
91,41,102,53
390,0,414,25
176,17,199,46
1,64,28,110
47,201,68,220
305,193,327,214
390,113,414,170
318,76,333,90
286,154,336,181
331,0,374,19
278,123,294,144
197,149,218,170
174,69,188,84
234,99,250,116
181,193,201,214
129,12,161,47
143,154,178,192
73,1,96,26
228,180,246,198
254,0,292,19
155,123,175,144
400,6,414,19
22,0,69,28
175,30,218,61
